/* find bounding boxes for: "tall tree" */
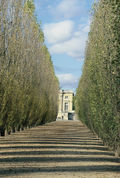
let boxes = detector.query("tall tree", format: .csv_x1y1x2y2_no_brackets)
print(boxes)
76,0,120,157
0,0,59,136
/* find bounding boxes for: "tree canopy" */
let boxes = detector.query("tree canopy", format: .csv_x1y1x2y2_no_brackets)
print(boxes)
0,0,59,136
76,0,120,157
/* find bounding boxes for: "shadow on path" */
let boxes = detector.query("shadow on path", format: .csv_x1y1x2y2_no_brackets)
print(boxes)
0,165,120,177
0,121,120,177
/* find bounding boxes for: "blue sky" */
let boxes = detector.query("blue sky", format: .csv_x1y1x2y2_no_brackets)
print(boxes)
34,0,94,91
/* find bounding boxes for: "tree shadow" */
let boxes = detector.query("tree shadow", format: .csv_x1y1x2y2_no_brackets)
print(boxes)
0,141,104,146
0,156,119,163
0,165,120,177
0,150,114,156
0,145,109,151
0,121,119,177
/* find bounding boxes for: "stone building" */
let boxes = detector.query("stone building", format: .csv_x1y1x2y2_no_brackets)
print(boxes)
57,90,76,120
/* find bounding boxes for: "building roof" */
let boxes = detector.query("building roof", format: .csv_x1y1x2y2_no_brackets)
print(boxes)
59,90,74,94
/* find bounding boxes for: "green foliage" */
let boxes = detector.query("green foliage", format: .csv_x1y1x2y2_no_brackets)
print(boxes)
0,0,59,136
76,0,120,154
24,0,35,16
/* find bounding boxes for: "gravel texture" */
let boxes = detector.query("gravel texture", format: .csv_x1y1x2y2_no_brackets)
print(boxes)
0,121,120,178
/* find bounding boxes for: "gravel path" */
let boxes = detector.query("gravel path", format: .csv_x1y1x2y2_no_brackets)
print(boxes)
0,121,120,178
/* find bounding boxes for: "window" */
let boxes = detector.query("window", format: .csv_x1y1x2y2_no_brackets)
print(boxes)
64,103,68,111
65,96,68,99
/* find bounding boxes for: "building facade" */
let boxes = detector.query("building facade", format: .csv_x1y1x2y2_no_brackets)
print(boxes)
57,90,76,120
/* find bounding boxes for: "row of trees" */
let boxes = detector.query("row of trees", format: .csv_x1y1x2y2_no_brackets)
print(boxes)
0,0,59,136
76,0,120,156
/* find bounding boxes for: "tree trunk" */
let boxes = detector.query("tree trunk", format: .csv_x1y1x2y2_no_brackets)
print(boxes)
7,130,11,135
17,125,20,131
0,128,5,136
12,126,15,133
21,126,24,131
115,146,120,158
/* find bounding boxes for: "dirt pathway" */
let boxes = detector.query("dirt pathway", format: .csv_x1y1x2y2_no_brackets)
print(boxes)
0,121,120,178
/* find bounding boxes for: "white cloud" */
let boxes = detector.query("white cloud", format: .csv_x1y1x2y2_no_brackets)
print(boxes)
48,22,89,60
57,73,79,88
49,33,86,59
43,20,74,44
78,21,90,33
55,0,85,18
43,15,90,61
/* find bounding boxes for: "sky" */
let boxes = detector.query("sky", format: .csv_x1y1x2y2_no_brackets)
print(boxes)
34,0,94,91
